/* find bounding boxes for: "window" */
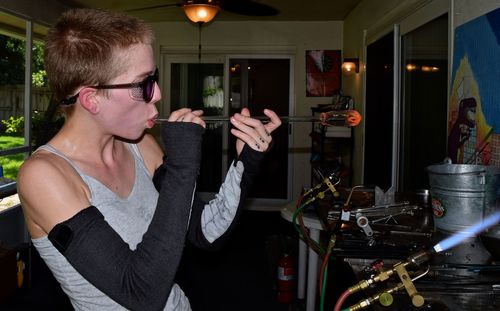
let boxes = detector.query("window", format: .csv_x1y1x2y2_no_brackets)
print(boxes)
0,11,54,212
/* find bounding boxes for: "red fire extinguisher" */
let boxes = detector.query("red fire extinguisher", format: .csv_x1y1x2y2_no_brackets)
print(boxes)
277,253,295,303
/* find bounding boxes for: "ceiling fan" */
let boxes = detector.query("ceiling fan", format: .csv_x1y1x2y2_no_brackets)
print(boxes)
127,0,280,24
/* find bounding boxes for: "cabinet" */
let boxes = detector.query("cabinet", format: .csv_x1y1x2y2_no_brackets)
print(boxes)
310,106,353,187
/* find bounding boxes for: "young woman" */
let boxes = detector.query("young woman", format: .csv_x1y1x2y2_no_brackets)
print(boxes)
17,8,281,311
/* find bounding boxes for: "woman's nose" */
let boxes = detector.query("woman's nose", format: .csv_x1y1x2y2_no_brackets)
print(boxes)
151,82,162,103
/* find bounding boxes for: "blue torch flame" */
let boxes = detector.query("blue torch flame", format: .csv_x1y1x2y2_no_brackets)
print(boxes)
433,210,500,253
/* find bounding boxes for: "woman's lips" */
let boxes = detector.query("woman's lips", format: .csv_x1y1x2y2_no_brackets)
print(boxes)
147,117,157,128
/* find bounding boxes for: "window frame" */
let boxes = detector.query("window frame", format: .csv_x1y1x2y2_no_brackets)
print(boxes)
0,18,36,208
361,0,451,192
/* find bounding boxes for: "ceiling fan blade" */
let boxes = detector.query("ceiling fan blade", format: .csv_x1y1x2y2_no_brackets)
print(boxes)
220,0,279,16
125,3,182,13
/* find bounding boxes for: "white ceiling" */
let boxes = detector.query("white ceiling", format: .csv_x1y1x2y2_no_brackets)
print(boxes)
57,0,363,22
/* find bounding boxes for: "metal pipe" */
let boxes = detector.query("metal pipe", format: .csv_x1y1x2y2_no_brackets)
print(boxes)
155,116,319,123
155,109,362,127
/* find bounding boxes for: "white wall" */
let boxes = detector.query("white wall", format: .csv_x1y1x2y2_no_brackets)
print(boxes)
151,20,343,203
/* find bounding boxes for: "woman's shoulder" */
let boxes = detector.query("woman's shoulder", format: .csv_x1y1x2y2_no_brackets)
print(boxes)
136,133,164,174
18,149,91,237
19,148,68,182
18,147,89,202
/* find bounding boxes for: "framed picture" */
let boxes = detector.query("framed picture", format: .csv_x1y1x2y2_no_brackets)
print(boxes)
306,50,341,97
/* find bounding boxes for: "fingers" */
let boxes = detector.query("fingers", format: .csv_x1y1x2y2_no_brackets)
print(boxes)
168,108,206,128
240,107,250,117
230,127,269,152
168,108,191,121
230,109,279,152
192,110,204,117
263,109,282,134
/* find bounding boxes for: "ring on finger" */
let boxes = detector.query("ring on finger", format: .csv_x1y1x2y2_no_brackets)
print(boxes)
259,137,266,144
255,143,260,150
265,130,271,137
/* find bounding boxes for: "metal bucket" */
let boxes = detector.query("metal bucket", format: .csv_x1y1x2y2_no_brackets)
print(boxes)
426,162,500,233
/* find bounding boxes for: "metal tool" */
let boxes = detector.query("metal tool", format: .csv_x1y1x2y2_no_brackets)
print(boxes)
155,109,362,127
356,213,374,237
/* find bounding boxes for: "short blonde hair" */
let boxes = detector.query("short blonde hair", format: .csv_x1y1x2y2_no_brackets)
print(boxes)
44,8,155,104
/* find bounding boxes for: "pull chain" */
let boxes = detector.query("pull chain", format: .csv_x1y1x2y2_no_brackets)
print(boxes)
198,22,203,63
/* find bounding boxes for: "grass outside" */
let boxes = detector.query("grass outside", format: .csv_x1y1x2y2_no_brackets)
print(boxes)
0,135,24,211
0,135,25,180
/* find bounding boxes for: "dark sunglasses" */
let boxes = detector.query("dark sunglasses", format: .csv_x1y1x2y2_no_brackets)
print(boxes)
60,68,159,105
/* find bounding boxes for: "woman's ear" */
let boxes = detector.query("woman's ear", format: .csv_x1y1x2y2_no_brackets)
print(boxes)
78,87,100,114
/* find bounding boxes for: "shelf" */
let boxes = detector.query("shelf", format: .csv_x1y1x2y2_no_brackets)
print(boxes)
324,126,351,138
310,107,353,187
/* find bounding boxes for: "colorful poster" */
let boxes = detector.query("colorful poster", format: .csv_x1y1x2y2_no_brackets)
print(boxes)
306,50,341,97
448,7,500,166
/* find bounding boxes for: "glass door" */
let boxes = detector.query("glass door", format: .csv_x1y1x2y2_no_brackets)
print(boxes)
162,55,226,194
400,13,448,192
227,57,291,200
363,5,449,194
364,32,395,191
162,54,293,204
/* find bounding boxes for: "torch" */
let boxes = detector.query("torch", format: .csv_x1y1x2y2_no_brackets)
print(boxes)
335,210,500,311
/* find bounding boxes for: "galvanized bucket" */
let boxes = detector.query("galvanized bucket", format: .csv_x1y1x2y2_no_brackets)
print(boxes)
426,162,500,233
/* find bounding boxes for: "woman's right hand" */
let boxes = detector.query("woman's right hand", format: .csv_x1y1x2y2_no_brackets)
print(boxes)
168,108,206,128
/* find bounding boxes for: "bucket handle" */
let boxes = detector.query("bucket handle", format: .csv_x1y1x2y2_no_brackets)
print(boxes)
478,172,486,185
442,157,452,164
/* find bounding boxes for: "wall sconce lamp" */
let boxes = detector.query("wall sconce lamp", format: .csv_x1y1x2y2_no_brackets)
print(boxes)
183,1,220,24
342,58,359,75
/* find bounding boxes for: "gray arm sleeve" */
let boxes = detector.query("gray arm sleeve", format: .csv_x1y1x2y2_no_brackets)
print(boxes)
201,160,244,242
186,145,267,250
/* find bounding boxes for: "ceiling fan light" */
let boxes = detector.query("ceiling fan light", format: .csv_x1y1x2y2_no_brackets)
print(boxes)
183,4,220,23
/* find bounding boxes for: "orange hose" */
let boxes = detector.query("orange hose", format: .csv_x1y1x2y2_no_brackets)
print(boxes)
319,248,330,295
333,289,351,311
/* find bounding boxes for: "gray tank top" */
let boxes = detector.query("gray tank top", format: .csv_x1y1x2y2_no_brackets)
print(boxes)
31,143,190,311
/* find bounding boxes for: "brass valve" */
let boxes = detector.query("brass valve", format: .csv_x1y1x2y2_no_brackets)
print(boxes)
344,250,432,310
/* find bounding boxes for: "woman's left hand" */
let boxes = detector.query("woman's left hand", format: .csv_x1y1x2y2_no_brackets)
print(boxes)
230,108,282,156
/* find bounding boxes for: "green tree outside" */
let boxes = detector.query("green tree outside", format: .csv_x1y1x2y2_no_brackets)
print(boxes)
0,34,55,183
0,34,47,87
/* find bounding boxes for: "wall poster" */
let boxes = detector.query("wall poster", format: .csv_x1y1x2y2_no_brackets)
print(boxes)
448,7,500,166
306,50,341,97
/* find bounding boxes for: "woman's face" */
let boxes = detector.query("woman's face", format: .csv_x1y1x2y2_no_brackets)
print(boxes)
96,43,161,140
466,108,476,123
